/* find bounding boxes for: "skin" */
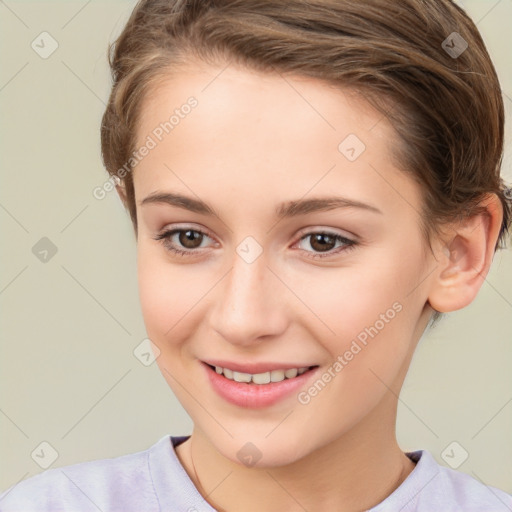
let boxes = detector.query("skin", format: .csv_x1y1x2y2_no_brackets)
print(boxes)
117,60,503,512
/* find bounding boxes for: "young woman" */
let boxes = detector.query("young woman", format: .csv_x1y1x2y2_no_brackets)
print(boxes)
1,0,511,510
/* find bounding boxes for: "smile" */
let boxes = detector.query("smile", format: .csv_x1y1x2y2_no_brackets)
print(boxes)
203,362,320,408
208,364,315,384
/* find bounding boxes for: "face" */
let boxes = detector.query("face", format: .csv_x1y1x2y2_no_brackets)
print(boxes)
132,61,436,467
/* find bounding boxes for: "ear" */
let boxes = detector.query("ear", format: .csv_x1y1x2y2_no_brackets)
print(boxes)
427,194,503,313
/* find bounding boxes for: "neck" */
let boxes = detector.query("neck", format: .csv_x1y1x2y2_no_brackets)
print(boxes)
175,394,416,512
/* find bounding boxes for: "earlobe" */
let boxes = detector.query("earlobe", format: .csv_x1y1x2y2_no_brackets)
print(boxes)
427,194,503,313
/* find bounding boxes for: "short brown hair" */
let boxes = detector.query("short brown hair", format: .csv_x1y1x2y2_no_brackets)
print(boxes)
100,0,512,324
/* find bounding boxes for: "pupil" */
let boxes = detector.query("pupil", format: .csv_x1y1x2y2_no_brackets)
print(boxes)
180,230,202,248
311,233,335,252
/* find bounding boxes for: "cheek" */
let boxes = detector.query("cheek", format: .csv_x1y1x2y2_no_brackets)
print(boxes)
289,244,424,382
136,242,226,365
324,255,423,387
137,245,198,346
284,259,410,343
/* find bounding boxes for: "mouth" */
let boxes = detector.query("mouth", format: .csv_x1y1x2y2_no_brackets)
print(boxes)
204,363,318,384
202,361,320,408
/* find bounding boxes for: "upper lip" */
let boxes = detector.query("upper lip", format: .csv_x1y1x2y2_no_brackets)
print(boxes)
203,359,316,374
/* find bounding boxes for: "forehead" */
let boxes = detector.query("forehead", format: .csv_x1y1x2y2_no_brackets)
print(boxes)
136,62,389,146
133,62,420,218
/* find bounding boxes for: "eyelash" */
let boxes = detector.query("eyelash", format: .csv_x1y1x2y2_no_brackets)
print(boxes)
153,227,357,259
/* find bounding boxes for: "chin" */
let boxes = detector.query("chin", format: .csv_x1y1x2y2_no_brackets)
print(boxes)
211,431,313,469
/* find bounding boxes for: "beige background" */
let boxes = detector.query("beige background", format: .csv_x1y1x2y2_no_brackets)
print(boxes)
1,0,511,496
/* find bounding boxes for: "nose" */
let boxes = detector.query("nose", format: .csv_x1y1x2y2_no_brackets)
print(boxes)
208,251,289,347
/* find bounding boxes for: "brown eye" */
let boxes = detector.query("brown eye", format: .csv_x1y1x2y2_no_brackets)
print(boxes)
179,230,204,249
296,231,356,259
308,233,336,252
154,227,214,257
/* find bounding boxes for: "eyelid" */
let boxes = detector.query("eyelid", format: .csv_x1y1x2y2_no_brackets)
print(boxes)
155,224,358,258
159,223,217,242
154,224,219,257
158,225,355,243
290,227,358,259
295,226,356,242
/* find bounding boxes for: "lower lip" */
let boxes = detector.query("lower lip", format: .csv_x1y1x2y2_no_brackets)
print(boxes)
203,362,319,409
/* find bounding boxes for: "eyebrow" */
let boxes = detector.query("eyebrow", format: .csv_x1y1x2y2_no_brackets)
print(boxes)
139,192,382,218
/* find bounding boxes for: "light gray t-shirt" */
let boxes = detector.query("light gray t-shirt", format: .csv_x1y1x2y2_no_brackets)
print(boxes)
1,434,510,511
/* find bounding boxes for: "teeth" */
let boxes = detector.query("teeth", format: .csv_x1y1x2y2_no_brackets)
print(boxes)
233,371,252,383
270,369,285,382
213,365,311,384
252,372,271,384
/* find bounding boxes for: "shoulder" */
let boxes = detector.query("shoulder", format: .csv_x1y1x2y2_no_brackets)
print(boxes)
431,456,512,511
372,449,512,512
0,437,166,512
